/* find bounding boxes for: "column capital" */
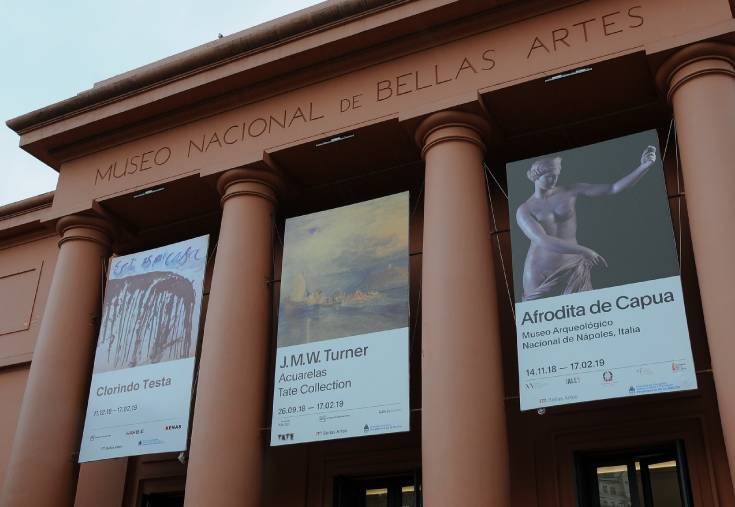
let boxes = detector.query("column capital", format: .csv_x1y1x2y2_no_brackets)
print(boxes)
414,111,491,159
216,167,284,206
56,213,115,250
656,42,735,102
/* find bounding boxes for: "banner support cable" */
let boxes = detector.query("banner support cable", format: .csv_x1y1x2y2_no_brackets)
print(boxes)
409,183,424,364
186,238,217,457
404,176,424,370
99,256,107,315
662,118,685,265
484,161,509,201
483,161,515,321
674,122,683,265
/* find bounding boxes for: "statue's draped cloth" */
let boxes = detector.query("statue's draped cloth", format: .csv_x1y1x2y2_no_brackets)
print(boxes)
522,256,592,301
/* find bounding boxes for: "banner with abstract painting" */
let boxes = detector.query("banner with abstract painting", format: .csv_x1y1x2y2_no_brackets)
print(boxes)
79,235,209,462
271,192,410,445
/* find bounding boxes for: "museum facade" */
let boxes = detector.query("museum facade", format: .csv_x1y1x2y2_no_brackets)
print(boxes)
2,0,735,505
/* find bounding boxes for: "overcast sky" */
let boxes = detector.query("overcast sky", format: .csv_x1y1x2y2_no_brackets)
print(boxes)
0,0,324,207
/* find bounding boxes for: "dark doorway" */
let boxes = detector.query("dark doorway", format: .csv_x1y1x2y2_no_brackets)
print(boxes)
334,472,420,507
142,491,185,507
576,442,693,507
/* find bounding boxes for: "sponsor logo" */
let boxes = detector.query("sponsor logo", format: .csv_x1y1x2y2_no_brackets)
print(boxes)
138,438,164,446
524,380,550,390
277,433,295,441
364,424,370,433
629,386,636,394
164,424,182,431
602,371,614,383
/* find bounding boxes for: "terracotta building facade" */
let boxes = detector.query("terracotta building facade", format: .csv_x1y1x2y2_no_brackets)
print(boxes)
2,0,735,505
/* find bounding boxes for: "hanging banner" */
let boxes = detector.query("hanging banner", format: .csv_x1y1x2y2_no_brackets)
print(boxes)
271,192,410,445
78,235,209,462
506,130,697,410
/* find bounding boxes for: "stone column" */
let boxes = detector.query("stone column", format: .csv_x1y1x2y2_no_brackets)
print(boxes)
657,42,735,487
184,168,280,507
0,215,114,507
415,111,510,506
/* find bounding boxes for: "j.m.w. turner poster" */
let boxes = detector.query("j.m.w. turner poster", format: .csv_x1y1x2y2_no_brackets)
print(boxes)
271,193,410,445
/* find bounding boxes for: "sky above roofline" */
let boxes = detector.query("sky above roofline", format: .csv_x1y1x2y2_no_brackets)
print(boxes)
0,0,323,207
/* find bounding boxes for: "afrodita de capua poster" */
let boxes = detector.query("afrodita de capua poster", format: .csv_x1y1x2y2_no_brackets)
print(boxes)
506,130,696,410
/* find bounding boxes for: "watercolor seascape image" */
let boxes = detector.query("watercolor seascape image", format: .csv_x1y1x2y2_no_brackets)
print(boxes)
277,192,409,347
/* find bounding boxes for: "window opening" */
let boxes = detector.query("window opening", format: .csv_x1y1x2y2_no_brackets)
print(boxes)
576,442,692,507
334,472,420,507
142,491,184,507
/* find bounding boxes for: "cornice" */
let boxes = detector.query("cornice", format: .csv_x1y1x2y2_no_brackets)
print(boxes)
6,0,406,134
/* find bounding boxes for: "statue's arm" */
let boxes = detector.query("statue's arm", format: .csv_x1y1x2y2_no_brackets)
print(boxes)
516,205,590,255
573,145,657,197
